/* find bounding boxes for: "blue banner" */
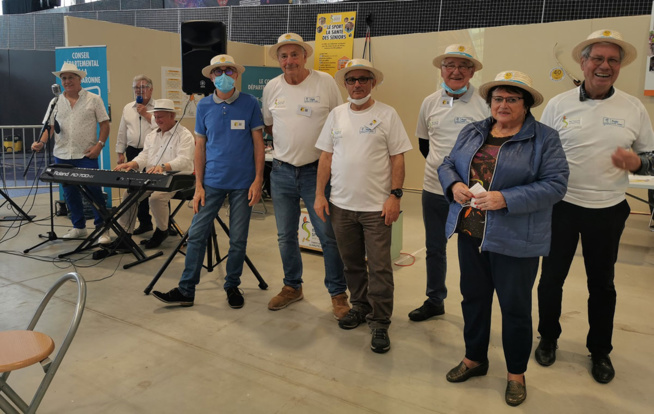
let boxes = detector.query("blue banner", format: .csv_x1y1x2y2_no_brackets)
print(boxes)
55,46,112,206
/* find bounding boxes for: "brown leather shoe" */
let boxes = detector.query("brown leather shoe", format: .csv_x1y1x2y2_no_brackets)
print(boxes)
446,360,489,383
505,377,527,406
331,293,350,320
268,285,303,310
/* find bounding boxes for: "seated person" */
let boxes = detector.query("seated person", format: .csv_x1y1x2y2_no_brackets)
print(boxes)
112,99,194,248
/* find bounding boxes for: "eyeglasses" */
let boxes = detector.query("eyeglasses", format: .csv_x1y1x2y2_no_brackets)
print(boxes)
587,55,621,68
491,96,524,104
442,63,474,72
133,85,151,91
211,68,235,76
344,76,373,85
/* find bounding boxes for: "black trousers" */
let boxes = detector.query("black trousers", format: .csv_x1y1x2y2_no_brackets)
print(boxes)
125,145,152,227
537,200,630,356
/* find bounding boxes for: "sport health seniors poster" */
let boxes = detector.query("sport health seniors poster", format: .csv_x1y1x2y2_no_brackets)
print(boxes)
314,12,356,77
55,46,112,206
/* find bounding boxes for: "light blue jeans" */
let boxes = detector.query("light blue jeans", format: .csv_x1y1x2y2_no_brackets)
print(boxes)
178,186,252,297
270,159,346,296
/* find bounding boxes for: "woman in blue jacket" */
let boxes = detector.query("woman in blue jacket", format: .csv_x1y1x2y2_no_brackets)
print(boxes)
438,71,569,406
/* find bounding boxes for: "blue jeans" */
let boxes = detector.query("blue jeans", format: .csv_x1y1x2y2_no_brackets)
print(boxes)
178,186,252,297
54,156,104,229
422,190,449,305
270,159,346,296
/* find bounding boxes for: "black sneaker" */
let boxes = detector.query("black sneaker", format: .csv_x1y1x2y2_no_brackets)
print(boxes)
152,287,194,307
133,224,153,235
141,228,169,249
226,287,244,309
408,301,445,321
338,309,367,330
371,328,391,353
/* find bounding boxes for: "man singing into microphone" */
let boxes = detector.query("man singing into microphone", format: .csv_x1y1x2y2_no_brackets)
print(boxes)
31,62,111,244
115,75,157,236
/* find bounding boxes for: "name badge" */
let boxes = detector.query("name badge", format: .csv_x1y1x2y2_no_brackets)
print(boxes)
304,96,321,103
231,120,245,130
297,105,312,117
440,97,453,107
561,116,581,129
366,119,381,130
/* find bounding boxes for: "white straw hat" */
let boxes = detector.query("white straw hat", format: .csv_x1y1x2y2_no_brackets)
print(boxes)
432,44,483,71
52,62,86,79
268,33,313,60
571,29,637,66
334,59,384,86
201,54,246,79
147,99,177,113
478,70,544,108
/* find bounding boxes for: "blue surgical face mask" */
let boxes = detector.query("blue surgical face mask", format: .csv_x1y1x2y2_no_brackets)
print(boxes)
441,81,468,96
214,74,235,93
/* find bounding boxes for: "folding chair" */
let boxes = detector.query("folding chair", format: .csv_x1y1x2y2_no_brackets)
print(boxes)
0,272,87,414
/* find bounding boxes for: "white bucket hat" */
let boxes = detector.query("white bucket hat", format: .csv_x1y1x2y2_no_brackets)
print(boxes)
334,59,384,87
478,70,544,108
572,29,637,66
52,62,86,79
147,99,177,113
432,44,483,71
201,54,246,79
268,33,314,60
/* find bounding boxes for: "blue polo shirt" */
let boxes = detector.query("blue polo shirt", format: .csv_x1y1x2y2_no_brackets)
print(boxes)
195,90,264,189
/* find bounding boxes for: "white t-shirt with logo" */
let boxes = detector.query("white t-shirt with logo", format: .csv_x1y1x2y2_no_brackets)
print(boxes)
416,85,489,195
262,70,343,166
541,87,654,208
316,101,413,211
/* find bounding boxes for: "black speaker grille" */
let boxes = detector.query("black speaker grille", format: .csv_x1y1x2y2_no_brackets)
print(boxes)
181,21,227,95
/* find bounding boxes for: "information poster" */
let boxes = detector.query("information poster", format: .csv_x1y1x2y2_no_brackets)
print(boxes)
241,66,283,141
161,66,201,118
314,12,356,77
55,46,112,205
645,3,654,95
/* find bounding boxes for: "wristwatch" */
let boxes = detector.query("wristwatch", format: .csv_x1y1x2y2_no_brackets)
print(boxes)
390,188,403,198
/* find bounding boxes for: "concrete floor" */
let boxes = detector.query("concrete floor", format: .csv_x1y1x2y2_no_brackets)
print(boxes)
1,190,653,413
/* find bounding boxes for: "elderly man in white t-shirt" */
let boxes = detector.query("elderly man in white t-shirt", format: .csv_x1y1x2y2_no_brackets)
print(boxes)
261,33,349,320
536,30,654,384
408,45,490,323
315,59,412,354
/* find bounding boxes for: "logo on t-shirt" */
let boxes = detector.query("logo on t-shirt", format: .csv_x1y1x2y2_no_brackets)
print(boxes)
273,97,286,108
561,116,581,129
602,117,625,128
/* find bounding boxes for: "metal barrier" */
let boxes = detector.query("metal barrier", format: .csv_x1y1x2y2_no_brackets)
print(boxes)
0,126,48,189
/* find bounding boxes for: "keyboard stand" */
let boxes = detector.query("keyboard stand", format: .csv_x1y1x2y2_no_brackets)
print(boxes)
58,183,163,269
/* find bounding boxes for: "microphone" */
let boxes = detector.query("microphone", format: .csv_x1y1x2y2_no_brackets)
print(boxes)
136,95,143,104
52,83,61,96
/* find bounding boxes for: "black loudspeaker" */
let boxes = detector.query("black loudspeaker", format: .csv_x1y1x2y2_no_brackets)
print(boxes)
181,21,227,95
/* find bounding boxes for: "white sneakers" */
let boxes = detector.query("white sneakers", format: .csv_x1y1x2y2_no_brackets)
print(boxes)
62,228,88,239
62,227,112,244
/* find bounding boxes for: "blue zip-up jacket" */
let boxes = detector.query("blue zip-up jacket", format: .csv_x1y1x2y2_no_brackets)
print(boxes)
438,114,569,257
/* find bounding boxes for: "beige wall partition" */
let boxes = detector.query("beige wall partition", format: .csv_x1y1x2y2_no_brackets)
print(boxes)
67,15,652,206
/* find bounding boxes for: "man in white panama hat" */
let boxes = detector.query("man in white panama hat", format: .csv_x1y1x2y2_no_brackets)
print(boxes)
113,98,194,249
262,33,349,319
152,55,264,309
536,29,654,384
314,59,412,353
31,62,111,244
408,44,490,323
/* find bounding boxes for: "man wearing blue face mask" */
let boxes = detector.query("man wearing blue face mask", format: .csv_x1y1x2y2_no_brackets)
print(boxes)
152,55,265,309
408,45,489,322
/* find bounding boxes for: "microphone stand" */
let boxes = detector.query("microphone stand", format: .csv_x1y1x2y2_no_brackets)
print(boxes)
24,96,65,253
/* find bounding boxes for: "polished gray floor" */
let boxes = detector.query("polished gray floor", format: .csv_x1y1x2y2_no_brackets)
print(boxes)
1,191,653,413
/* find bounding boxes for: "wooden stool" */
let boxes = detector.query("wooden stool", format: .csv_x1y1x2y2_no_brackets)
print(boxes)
0,331,54,373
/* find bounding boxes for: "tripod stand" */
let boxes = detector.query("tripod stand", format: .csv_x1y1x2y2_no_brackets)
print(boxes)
0,189,34,222
144,213,268,294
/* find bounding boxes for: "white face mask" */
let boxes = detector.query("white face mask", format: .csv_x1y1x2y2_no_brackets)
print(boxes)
347,94,372,106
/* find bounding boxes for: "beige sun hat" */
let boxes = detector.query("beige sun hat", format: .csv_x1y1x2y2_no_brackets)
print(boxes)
478,70,544,107
52,62,87,79
268,33,314,60
571,29,637,66
432,44,483,71
334,59,384,86
201,54,246,79
147,99,177,113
